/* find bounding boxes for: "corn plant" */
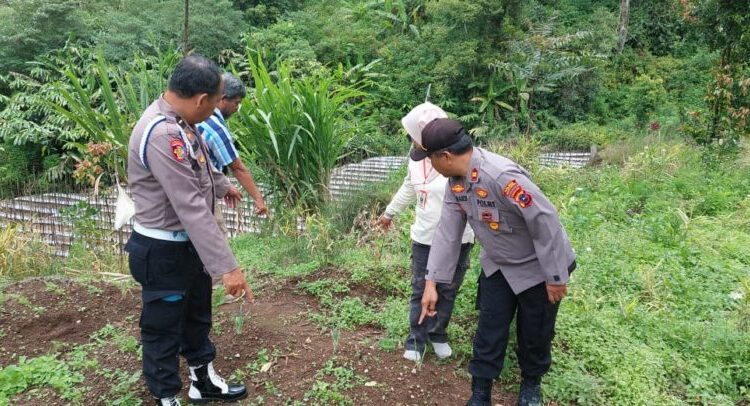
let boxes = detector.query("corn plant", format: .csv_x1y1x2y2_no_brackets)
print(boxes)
233,55,364,212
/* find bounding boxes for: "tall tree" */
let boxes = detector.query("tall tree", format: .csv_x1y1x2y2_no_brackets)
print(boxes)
690,0,750,144
0,0,90,73
617,0,630,53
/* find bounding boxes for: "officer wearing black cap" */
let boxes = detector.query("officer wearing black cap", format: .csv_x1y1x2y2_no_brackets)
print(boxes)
415,119,576,406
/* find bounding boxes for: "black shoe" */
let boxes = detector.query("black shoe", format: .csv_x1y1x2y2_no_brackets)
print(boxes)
188,362,247,403
154,397,180,406
517,378,543,406
466,377,492,406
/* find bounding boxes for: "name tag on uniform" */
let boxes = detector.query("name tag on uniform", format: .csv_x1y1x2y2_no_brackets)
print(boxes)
477,199,497,208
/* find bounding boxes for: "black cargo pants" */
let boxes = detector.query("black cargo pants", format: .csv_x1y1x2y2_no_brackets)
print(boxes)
125,232,216,398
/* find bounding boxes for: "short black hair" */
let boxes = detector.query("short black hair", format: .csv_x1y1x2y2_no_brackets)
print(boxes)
168,54,222,98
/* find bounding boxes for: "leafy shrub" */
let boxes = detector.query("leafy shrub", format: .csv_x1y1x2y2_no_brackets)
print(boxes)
233,55,364,212
0,143,41,196
0,355,86,403
627,74,668,127
536,122,628,150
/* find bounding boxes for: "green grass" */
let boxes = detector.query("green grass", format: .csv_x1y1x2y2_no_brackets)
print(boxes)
302,357,366,405
3,133,747,404
231,137,750,405
0,325,147,405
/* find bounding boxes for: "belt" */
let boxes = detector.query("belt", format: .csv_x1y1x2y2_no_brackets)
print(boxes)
133,222,189,242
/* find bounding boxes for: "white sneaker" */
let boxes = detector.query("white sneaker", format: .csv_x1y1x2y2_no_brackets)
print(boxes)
155,397,180,406
403,350,422,362
432,342,452,359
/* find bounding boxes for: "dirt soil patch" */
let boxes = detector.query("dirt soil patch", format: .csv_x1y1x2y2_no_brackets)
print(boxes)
0,275,516,405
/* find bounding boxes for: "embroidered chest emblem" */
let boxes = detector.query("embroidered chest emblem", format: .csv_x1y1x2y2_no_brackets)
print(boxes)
476,188,489,199
451,183,465,193
488,221,500,231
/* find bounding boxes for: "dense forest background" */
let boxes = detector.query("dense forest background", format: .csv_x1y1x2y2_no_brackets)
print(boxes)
0,0,748,190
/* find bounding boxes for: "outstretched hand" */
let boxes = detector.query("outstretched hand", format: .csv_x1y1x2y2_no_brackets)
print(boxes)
377,215,392,230
222,268,255,303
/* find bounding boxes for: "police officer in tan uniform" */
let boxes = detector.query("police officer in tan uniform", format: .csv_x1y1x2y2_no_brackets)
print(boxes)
415,119,576,406
126,55,250,406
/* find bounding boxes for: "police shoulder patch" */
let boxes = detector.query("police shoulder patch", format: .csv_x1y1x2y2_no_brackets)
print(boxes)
171,138,186,162
502,180,521,197
502,179,533,208
516,191,533,208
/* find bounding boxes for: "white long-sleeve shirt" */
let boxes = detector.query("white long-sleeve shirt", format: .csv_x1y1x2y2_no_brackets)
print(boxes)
384,158,474,246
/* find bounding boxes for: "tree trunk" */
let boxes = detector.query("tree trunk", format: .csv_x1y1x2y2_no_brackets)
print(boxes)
617,0,630,53
182,0,189,55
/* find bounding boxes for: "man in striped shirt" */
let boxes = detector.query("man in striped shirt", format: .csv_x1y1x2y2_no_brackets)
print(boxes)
198,73,267,229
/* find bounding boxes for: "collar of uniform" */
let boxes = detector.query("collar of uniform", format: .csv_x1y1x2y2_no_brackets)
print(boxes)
157,95,203,136
157,95,179,123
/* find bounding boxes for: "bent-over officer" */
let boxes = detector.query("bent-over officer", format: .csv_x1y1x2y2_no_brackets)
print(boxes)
415,119,576,406
125,54,250,406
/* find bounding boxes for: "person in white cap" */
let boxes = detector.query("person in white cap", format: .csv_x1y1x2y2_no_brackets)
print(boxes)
378,102,474,362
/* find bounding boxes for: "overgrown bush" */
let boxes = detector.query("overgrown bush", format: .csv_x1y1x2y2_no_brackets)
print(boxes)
0,143,41,197
536,122,628,150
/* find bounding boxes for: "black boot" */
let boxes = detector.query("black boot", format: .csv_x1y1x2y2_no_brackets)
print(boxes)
517,377,543,406
188,362,247,403
154,396,180,406
466,377,492,406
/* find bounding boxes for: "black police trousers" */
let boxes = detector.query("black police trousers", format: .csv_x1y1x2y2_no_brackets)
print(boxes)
125,232,216,398
468,269,561,381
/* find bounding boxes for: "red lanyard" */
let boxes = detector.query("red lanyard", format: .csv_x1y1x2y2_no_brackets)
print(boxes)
422,160,433,184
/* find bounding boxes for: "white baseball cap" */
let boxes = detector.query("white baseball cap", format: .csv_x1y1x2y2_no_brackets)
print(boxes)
401,102,448,149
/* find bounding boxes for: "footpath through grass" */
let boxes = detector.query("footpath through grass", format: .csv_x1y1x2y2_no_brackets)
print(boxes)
232,138,750,405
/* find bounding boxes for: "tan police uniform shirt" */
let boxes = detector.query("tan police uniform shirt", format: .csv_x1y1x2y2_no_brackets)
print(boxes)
426,147,576,294
127,96,237,277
